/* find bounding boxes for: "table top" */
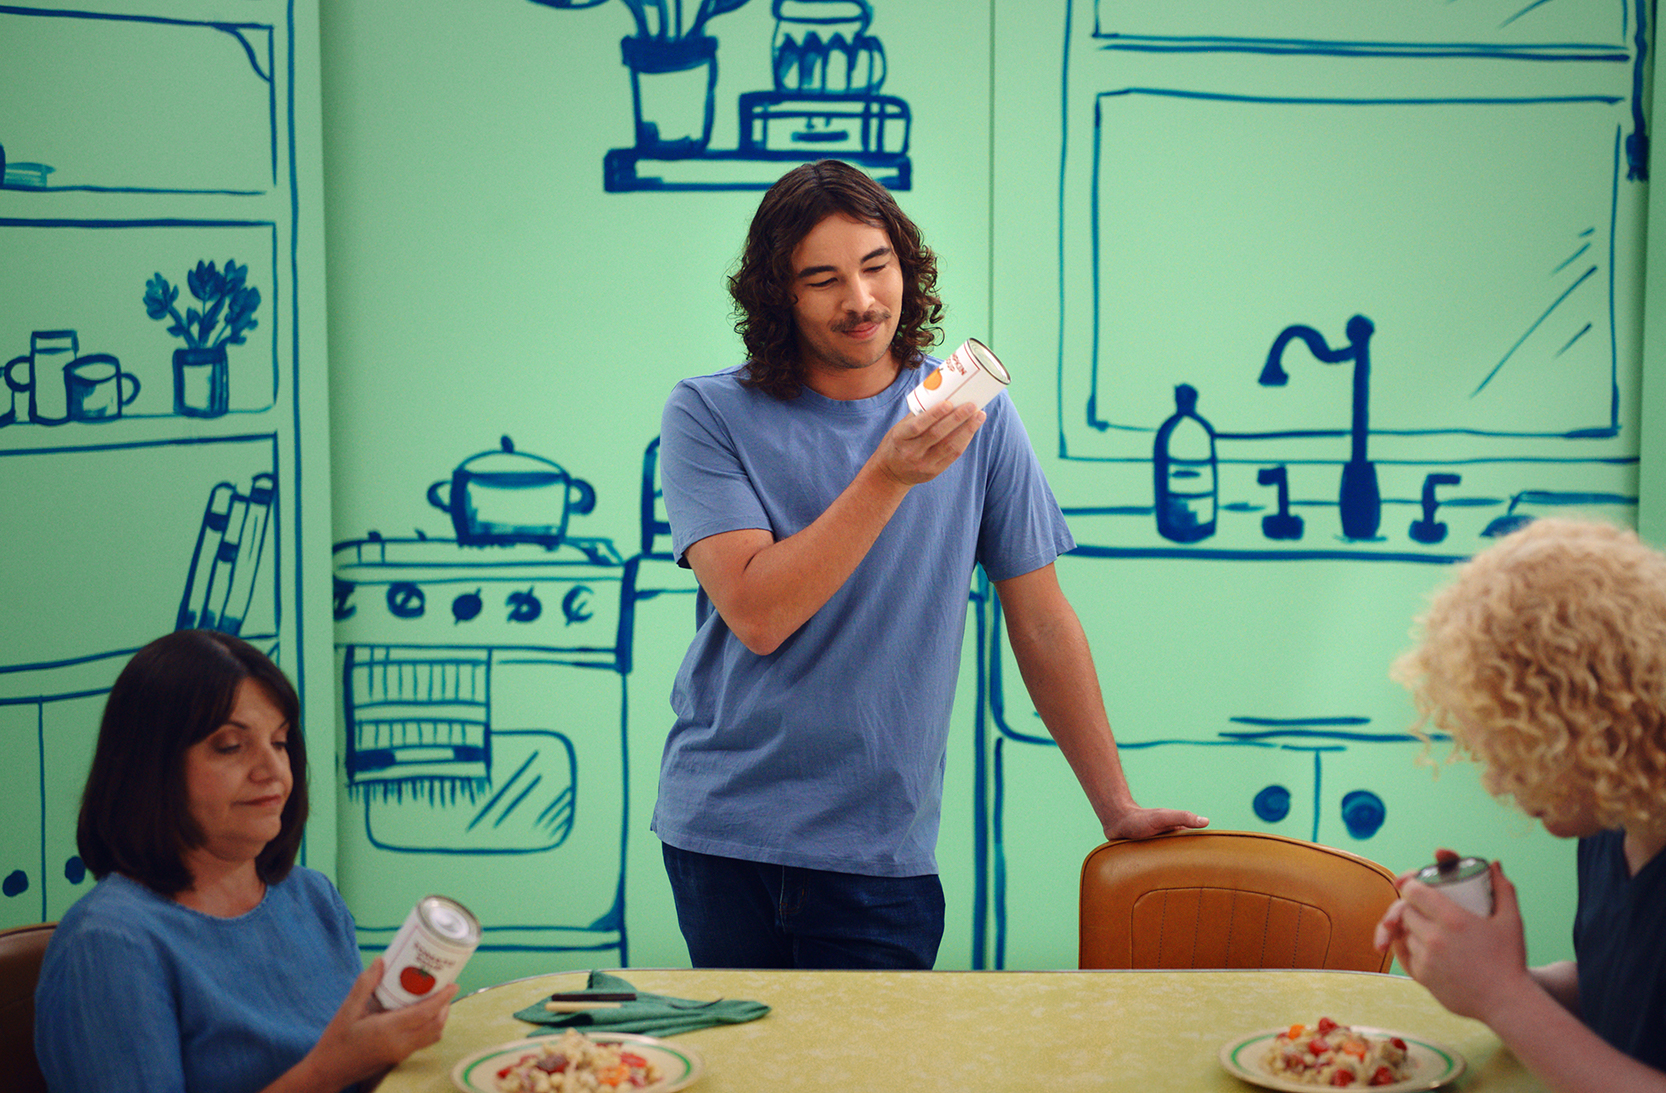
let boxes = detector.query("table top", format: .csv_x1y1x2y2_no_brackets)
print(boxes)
379,967,1548,1093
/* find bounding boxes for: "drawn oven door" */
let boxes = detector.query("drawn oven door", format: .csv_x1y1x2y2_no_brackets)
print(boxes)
339,645,626,959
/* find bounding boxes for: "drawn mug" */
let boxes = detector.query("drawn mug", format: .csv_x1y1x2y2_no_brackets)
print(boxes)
64,355,141,421
4,329,78,425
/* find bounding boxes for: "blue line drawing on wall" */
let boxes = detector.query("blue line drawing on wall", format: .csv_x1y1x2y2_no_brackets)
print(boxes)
1,223,280,429
1052,3,1648,556
1408,473,1463,544
332,436,645,964
530,0,911,191
0,6,278,195
144,260,261,419
955,0,1648,970
1152,383,1217,543
1255,465,1303,540
1,0,310,933
427,437,597,550
177,474,277,635
0,438,283,924
967,570,1468,965
1259,315,1380,540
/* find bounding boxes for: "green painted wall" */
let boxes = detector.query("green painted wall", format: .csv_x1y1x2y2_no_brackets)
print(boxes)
4,0,1656,994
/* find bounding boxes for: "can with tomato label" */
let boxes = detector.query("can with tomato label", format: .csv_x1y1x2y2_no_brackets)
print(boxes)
374,895,481,1009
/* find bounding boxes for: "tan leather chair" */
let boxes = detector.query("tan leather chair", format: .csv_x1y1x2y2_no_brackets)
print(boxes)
0,921,55,1093
1080,831,1398,972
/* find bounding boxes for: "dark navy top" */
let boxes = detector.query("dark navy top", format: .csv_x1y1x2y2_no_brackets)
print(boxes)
1574,829,1666,1071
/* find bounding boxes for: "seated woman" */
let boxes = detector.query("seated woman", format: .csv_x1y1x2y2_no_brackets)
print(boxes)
35,630,456,1093
1375,517,1666,1093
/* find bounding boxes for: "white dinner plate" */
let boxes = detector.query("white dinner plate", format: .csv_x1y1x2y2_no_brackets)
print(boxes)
1219,1026,1465,1093
450,1032,705,1092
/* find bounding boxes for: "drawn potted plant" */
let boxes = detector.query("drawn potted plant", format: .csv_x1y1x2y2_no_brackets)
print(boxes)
529,0,752,152
143,259,260,418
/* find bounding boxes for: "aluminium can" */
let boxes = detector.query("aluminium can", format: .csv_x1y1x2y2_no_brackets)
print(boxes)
1413,855,1494,916
373,894,482,1009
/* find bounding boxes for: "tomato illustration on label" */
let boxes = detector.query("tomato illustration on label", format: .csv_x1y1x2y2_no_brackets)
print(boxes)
400,965,437,995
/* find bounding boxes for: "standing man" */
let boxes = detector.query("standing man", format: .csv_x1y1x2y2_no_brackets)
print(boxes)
654,159,1206,970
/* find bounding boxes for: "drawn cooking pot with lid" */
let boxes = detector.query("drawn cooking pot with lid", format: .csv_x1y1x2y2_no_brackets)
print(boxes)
427,435,596,548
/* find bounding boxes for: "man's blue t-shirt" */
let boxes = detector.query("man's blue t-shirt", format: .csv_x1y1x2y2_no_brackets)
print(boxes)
653,361,1074,876
1574,829,1666,1070
35,867,362,1093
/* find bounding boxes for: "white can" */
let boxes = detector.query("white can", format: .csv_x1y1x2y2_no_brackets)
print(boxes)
374,894,481,1009
1413,854,1494,916
906,338,1010,415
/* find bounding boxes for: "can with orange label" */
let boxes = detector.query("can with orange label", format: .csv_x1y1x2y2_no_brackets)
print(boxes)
373,894,481,1009
907,338,1010,415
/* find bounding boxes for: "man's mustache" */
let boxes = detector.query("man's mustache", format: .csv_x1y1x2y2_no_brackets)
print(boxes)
832,310,892,333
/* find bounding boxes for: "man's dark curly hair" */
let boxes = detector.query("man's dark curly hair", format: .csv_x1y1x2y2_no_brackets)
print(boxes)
730,159,942,400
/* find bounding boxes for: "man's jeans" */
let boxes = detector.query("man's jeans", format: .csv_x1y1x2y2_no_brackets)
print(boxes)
661,842,945,969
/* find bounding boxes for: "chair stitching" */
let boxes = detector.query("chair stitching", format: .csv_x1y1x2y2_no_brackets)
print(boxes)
1253,891,1269,968
1187,890,1198,967
1157,889,1168,965
1225,888,1238,967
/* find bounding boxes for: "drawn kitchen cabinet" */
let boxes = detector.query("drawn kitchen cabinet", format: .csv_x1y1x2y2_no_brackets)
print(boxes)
0,0,324,916
0,702,42,931
37,693,105,918
0,658,121,929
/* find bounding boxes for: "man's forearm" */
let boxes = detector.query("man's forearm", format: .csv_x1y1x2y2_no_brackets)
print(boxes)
684,398,983,655
996,567,1208,841
1000,581,1137,826
708,459,911,654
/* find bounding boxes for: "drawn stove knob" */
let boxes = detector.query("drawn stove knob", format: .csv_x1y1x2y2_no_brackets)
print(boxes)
386,581,426,619
506,587,542,623
452,589,483,623
333,576,357,621
562,585,594,625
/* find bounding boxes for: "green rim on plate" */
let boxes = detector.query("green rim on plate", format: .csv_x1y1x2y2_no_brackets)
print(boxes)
1220,1027,1463,1093
452,1034,701,1092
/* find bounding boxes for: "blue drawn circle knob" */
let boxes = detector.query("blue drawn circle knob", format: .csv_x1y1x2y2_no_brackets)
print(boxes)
1341,790,1387,840
1252,784,1291,824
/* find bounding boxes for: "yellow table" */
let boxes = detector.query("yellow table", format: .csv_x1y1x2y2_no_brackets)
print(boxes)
380,968,1548,1092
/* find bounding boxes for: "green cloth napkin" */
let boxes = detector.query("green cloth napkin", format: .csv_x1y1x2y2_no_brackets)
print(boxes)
512,971,769,1038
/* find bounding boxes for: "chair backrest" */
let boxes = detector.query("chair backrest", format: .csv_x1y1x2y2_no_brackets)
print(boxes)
1079,831,1397,972
0,921,55,1093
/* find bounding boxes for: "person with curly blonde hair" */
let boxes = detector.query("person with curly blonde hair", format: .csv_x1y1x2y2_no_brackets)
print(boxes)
653,159,1205,968
1374,517,1666,1093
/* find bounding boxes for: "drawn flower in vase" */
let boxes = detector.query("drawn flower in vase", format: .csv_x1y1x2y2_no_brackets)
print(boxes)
143,259,261,418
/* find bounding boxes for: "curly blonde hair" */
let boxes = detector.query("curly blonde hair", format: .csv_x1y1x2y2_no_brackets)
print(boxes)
1393,517,1666,830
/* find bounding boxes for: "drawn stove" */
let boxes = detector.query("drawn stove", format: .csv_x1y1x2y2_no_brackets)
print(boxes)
332,534,635,960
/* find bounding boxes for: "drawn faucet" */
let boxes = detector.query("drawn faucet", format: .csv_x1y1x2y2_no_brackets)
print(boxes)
1259,314,1379,540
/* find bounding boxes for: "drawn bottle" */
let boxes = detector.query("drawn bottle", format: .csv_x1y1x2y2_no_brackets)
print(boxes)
1153,383,1217,543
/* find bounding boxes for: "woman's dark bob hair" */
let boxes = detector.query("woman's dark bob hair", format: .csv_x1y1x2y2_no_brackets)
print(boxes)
77,629,308,897
730,158,943,400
